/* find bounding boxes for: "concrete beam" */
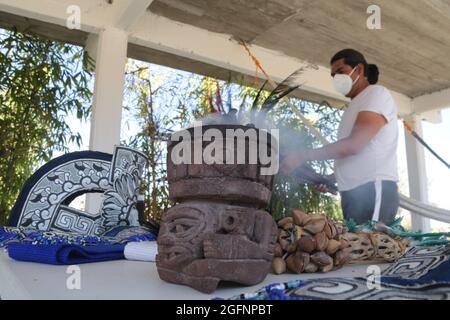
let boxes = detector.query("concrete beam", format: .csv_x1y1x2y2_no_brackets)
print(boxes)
131,13,352,107
0,0,415,112
115,0,154,32
412,87,450,114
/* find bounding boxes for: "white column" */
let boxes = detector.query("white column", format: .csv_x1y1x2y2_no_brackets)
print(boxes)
86,27,128,213
89,27,128,153
404,115,431,232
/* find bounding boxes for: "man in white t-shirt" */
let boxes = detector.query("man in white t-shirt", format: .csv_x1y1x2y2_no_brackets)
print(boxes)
281,49,399,225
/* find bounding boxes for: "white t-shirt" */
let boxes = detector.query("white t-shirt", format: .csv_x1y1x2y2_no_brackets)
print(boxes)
335,85,398,192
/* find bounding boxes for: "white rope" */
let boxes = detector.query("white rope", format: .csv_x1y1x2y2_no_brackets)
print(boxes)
399,194,450,224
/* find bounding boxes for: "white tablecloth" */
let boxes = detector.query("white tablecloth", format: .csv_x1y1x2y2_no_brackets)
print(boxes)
0,250,387,300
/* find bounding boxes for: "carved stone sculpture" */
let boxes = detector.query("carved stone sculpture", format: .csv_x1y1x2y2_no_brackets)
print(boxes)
157,125,278,293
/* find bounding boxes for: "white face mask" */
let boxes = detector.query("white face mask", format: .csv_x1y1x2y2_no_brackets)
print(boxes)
332,67,360,96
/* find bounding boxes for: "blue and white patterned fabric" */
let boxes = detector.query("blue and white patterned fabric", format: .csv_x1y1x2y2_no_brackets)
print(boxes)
217,244,450,300
8,146,148,236
0,225,156,248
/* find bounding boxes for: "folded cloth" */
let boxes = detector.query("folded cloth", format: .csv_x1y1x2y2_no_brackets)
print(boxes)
7,243,126,265
124,241,158,262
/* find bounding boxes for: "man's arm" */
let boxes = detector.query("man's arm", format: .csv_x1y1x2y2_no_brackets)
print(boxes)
306,111,387,161
280,111,387,174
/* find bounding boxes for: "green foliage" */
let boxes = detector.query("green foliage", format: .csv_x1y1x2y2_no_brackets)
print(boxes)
122,62,213,222
267,98,343,221
0,30,93,225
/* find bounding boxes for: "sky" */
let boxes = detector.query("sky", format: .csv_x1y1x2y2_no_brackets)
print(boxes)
60,63,450,232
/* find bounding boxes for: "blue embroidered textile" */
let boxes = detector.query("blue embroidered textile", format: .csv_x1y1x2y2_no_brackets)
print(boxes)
0,225,156,249
7,243,126,265
216,245,450,300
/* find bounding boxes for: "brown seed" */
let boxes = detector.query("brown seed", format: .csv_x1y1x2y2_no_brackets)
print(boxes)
297,235,316,253
304,262,319,273
303,219,326,234
286,252,310,274
282,222,295,231
286,241,297,253
334,249,351,266
294,226,303,241
292,209,309,226
309,214,326,220
277,217,293,228
338,236,350,250
310,252,333,267
324,222,333,239
326,239,341,255
314,231,329,251
278,230,290,251
274,243,284,257
272,257,287,275
335,223,348,236
320,262,334,273
329,222,338,239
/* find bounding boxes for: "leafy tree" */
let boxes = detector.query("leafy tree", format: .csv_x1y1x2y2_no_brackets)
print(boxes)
0,30,93,225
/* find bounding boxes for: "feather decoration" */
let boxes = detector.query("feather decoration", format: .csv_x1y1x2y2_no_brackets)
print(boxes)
259,66,306,115
251,80,268,112
250,80,268,124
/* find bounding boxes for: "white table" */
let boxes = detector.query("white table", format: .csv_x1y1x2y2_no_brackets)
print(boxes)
0,251,387,300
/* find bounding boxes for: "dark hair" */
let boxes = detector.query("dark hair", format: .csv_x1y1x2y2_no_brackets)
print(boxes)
330,49,379,84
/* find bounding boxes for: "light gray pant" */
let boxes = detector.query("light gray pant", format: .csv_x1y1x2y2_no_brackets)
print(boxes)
340,180,399,225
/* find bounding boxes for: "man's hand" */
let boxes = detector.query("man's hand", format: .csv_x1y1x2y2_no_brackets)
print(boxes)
314,174,336,194
315,184,330,193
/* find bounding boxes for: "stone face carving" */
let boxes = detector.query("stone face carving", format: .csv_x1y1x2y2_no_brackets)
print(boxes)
157,125,278,293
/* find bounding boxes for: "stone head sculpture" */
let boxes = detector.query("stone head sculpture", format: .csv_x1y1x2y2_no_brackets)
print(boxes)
157,202,277,293
157,124,278,293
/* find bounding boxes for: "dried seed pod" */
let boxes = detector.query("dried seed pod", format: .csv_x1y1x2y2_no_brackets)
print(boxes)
277,217,293,228
292,209,310,226
303,219,326,235
286,252,310,274
343,232,375,261
274,243,284,257
334,249,351,267
314,231,329,251
369,232,406,262
310,252,333,267
304,262,319,273
326,239,341,255
297,235,316,253
272,257,287,274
